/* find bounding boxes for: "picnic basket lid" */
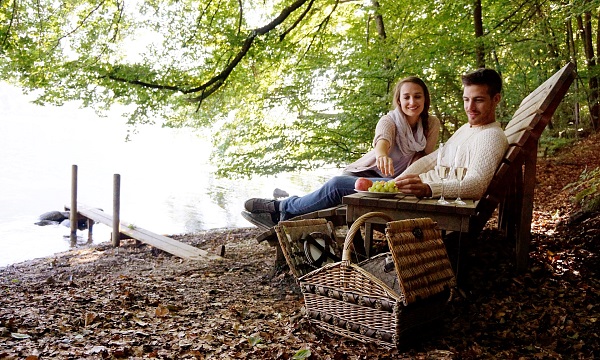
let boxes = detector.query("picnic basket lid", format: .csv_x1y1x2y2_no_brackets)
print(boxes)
339,212,456,306
385,217,456,306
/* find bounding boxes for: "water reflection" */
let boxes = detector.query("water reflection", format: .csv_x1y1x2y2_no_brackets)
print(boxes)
0,82,342,266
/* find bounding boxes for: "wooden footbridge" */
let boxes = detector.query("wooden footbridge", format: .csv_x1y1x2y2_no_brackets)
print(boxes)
66,167,223,262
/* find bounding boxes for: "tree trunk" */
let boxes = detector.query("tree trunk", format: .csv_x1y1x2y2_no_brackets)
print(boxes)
474,0,485,68
577,13,599,131
371,0,386,40
566,18,580,129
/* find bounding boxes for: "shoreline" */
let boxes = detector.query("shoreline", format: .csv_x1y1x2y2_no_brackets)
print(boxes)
0,225,252,270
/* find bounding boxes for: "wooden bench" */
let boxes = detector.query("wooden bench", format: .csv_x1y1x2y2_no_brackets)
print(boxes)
255,62,576,271
344,62,576,272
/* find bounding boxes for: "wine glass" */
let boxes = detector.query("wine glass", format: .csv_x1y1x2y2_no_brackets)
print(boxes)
435,143,450,205
453,145,469,205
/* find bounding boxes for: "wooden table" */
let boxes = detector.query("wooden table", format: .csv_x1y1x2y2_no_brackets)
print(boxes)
342,193,478,258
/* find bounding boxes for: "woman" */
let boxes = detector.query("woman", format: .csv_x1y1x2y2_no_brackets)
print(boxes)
343,76,440,178
243,76,440,227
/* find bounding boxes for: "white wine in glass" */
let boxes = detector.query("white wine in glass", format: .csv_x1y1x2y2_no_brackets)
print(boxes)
455,167,467,181
454,166,467,205
436,164,450,204
453,145,469,205
436,142,450,204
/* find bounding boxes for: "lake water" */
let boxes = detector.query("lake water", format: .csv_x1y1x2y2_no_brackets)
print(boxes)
0,83,339,267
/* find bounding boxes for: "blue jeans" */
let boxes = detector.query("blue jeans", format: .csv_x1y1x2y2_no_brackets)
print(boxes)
279,175,390,220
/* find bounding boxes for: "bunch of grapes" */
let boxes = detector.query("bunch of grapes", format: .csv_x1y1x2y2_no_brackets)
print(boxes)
368,180,399,193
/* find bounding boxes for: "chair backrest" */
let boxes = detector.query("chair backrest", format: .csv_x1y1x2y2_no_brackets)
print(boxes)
472,62,576,232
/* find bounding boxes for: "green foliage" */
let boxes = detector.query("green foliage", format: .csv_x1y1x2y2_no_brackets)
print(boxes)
539,136,577,156
292,348,311,359
0,0,595,177
563,166,600,213
247,335,262,346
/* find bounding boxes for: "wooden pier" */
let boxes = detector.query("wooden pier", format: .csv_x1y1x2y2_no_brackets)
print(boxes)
66,203,223,261
66,165,222,262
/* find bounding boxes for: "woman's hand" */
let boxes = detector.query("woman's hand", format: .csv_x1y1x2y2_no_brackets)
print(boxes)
394,174,432,198
376,155,394,177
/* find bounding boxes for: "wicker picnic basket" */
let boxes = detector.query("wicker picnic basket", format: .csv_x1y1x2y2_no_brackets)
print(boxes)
298,212,456,348
275,218,342,278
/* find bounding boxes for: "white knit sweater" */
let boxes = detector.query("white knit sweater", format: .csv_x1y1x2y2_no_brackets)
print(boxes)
402,121,508,199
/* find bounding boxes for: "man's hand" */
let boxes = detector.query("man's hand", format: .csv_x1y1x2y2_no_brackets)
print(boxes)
394,174,432,198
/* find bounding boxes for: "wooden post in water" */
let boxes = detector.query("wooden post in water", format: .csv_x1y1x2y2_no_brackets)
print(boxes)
112,174,121,247
70,165,78,243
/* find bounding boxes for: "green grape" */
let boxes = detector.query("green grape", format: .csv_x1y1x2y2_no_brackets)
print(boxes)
367,180,399,193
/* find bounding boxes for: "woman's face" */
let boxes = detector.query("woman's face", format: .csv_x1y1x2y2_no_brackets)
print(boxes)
399,82,425,121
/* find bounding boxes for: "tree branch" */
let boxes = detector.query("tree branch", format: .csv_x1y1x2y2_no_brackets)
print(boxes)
296,0,338,64
185,0,312,104
279,0,316,42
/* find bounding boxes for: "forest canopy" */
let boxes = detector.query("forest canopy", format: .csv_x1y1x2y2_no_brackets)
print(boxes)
1,0,599,177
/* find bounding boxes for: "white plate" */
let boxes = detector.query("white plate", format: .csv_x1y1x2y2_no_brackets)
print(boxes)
354,189,400,198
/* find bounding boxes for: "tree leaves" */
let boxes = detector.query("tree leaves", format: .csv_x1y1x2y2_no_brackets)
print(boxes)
2,0,597,177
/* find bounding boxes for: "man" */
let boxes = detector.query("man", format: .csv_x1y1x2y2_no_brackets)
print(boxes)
242,68,508,229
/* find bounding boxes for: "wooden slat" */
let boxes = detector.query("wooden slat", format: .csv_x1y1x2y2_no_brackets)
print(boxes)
504,145,522,163
504,112,537,138
256,205,347,244
508,63,575,132
486,146,521,193
516,64,571,110
511,85,551,121
506,128,532,147
69,204,222,261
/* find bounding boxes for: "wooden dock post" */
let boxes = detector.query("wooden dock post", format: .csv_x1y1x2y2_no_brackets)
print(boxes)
70,165,78,243
112,174,121,247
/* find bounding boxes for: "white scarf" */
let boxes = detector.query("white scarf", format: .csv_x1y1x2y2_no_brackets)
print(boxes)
388,108,426,155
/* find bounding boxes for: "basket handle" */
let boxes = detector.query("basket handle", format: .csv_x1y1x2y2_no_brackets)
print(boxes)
342,211,394,264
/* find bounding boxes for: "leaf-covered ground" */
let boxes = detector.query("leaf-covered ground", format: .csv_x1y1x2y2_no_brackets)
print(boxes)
1,133,599,359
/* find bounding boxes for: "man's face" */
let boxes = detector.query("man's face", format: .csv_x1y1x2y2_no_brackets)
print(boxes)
463,84,501,126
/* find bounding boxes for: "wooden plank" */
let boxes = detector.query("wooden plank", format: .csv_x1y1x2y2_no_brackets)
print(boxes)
511,85,551,120
506,128,532,147
526,64,576,120
516,142,537,271
504,113,537,138
347,205,474,233
67,204,222,261
255,205,347,244
516,63,572,110
509,63,575,133
504,145,522,163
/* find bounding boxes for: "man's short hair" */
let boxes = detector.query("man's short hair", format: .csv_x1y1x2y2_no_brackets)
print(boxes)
462,68,502,97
